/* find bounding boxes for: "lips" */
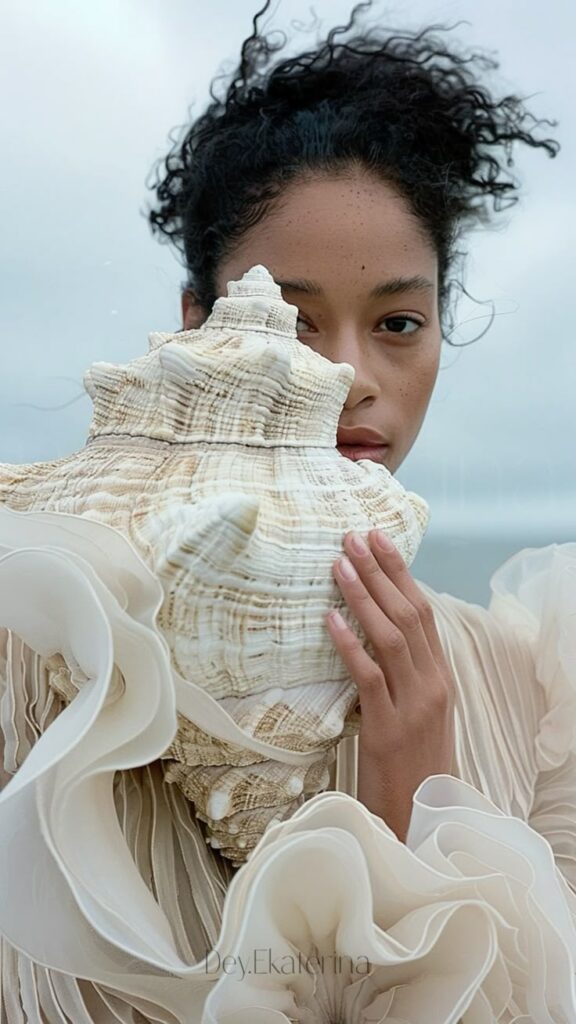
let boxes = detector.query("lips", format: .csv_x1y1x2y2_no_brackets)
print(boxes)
337,444,389,464
336,426,388,446
336,426,390,464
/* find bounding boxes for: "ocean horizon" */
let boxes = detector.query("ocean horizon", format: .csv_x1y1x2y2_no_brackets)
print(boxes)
411,526,574,607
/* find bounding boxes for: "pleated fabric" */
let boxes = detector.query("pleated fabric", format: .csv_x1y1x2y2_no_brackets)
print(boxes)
1,532,576,1021
0,630,236,1021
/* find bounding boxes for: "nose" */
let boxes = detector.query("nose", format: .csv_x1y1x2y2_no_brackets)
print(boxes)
309,330,381,409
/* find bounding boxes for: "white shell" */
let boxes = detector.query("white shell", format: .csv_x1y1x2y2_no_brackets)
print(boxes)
0,264,429,864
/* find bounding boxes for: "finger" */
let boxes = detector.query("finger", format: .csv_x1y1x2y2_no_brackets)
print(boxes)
332,555,414,704
342,532,434,674
325,609,394,715
366,530,447,666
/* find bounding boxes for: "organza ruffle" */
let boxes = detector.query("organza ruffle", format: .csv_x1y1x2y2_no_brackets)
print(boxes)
488,543,576,770
200,778,576,1022
2,508,576,1022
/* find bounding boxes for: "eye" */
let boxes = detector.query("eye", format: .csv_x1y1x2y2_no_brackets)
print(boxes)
296,314,316,333
379,316,423,335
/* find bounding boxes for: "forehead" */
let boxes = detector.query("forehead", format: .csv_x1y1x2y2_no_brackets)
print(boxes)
219,170,437,292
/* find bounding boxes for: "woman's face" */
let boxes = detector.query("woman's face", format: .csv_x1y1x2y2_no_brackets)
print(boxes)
182,168,442,474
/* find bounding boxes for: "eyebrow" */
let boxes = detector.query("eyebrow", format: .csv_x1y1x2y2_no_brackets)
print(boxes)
275,275,434,299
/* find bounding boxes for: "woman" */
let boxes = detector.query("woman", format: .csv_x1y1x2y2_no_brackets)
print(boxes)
146,0,562,844
1,2,575,1020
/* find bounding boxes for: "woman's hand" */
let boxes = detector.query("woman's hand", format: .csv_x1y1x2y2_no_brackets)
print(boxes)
325,528,456,843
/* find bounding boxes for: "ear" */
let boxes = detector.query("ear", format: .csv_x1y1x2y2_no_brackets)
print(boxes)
181,289,208,330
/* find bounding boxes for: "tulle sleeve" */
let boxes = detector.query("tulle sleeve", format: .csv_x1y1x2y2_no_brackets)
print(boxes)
488,542,576,894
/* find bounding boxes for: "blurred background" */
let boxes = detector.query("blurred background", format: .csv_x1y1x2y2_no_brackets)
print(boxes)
0,0,574,605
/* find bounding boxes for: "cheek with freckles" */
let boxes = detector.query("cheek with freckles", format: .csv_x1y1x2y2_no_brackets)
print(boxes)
390,355,441,464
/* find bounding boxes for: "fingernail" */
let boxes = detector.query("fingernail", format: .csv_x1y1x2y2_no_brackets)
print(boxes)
338,556,357,580
328,610,347,630
375,530,395,551
349,531,368,555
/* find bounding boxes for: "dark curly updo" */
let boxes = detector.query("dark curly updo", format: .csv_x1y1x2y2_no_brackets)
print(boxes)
146,0,559,337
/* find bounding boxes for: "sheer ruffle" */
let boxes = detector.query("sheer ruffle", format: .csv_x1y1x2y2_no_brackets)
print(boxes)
0,506,217,1016
487,543,576,771
2,509,576,1021
199,779,576,1022
0,506,331,1018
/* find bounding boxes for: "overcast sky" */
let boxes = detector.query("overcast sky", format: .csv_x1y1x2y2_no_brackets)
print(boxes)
0,0,574,543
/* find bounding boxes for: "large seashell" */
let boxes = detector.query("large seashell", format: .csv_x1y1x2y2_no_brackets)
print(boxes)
0,264,429,864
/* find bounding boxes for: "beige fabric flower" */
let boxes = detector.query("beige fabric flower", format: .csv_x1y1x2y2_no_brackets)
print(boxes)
200,780,576,1022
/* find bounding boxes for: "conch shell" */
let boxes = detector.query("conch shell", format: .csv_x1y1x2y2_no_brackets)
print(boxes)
0,265,429,864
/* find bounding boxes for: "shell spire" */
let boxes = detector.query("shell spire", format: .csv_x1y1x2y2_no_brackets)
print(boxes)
206,264,296,336
83,265,356,448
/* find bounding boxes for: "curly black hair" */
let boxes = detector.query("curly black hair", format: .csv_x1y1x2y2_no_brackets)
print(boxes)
145,0,559,340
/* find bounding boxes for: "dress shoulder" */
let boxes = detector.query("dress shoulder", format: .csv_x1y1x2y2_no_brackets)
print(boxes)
413,543,576,775
486,542,576,770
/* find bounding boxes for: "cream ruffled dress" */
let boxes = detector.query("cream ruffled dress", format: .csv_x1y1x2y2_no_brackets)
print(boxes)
1,268,576,1021
1,511,575,1022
